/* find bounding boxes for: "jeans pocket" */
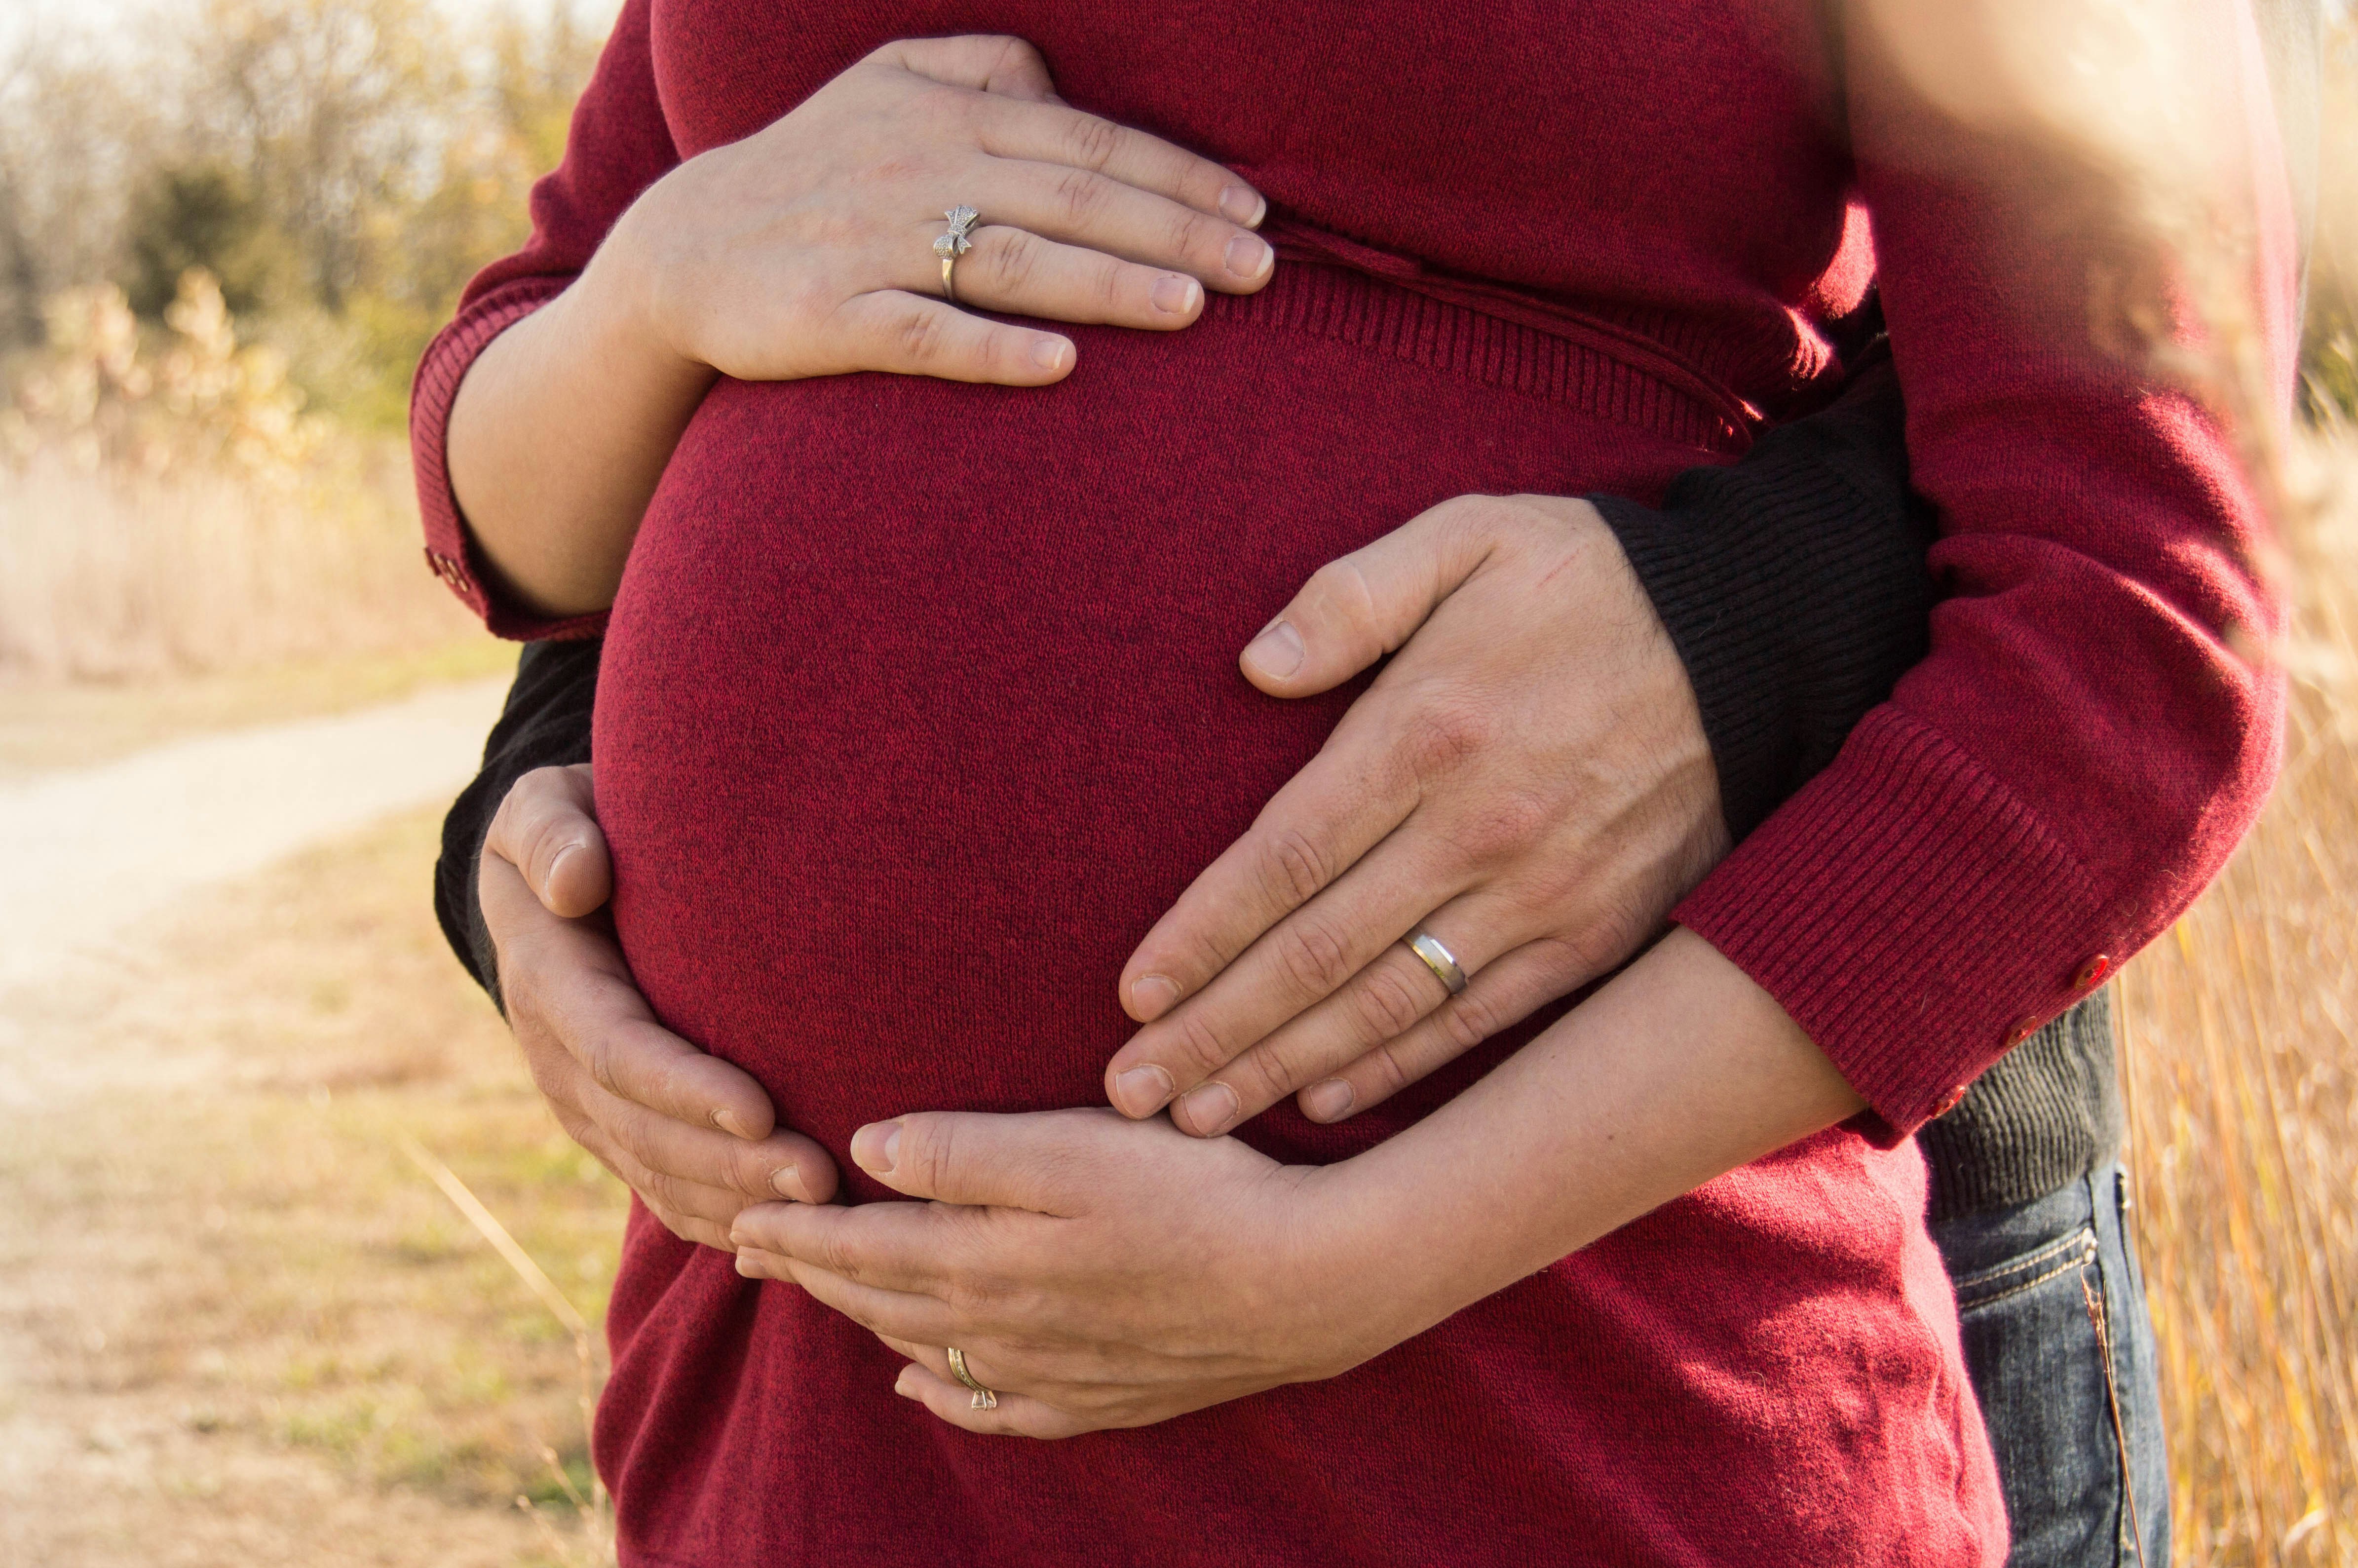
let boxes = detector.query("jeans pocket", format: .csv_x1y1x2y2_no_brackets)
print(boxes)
1951,1224,2101,1315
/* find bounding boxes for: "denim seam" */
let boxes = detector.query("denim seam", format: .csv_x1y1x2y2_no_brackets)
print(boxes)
1952,1226,2100,1312
1947,1221,2098,1293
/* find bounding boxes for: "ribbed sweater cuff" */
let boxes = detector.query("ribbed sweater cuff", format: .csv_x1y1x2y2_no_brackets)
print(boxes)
409,276,609,643
1675,706,2109,1144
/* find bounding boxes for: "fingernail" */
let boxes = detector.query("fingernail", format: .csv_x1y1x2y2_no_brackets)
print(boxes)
1031,337,1069,372
1224,232,1272,280
1242,620,1305,679
769,1166,808,1201
1131,974,1181,1020
734,1249,758,1277
852,1120,902,1175
1219,185,1266,228
1177,1081,1240,1137
894,1368,919,1399
547,842,580,890
1112,1064,1175,1118
1302,1079,1355,1122
712,1107,753,1139
1150,274,1199,316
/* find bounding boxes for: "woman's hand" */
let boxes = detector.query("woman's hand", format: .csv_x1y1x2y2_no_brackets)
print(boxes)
448,33,1271,617
727,1109,1407,1438
615,33,1274,388
1103,494,1730,1136
481,765,841,1249
729,933,1864,1441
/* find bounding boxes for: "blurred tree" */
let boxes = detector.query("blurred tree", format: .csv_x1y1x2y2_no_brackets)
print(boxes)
0,0,609,426
123,162,297,318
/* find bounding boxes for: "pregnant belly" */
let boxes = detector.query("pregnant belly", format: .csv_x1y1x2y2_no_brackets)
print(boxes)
597,279,1713,1198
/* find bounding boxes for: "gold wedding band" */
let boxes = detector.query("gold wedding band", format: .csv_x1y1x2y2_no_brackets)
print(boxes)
1405,927,1470,995
934,205,978,305
946,1345,998,1411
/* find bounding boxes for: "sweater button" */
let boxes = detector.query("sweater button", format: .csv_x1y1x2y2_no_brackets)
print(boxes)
1931,1085,1968,1118
2072,954,2112,990
2002,1015,2040,1048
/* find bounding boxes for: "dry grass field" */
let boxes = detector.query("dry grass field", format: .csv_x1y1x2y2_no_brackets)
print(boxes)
0,806,628,1568
0,442,2347,1566
2118,426,2358,1568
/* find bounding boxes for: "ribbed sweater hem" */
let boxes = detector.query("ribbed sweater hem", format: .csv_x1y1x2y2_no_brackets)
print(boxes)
1676,706,2108,1143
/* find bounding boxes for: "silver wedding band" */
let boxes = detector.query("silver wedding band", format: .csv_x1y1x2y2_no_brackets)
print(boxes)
935,205,979,305
1405,927,1470,995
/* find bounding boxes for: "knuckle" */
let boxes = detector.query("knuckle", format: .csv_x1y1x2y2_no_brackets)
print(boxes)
1226,1050,1295,1107
901,1116,959,1201
1060,112,1124,171
724,1144,781,1197
1049,164,1108,225
984,229,1043,295
1437,988,1504,1053
892,306,949,365
904,81,972,130
1364,1041,1414,1098
1305,556,1380,633
637,1167,685,1212
1273,917,1355,998
1350,963,1431,1042
577,1029,623,1098
816,1226,867,1283
1402,704,1489,784
1258,826,1331,907
1168,1007,1235,1077
1163,205,1218,264
1454,788,1552,863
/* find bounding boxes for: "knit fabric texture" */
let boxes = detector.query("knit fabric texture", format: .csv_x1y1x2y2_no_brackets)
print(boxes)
408,0,2291,1561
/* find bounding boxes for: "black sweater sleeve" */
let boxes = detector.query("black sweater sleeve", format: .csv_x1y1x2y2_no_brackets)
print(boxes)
1588,338,1935,841
433,636,603,1012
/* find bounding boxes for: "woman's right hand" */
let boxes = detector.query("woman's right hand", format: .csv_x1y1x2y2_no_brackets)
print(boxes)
605,33,1273,388
448,32,1272,618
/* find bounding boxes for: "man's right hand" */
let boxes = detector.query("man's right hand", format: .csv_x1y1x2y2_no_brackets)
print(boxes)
481,764,839,1249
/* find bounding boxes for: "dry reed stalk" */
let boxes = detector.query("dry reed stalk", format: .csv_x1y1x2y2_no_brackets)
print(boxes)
2119,425,2358,1568
398,1132,616,1567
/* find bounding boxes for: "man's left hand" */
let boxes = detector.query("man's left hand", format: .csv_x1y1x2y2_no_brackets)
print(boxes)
1103,494,1728,1136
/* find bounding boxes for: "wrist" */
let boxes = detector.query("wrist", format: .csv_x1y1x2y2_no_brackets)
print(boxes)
583,177,721,395
1292,1154,1475,1357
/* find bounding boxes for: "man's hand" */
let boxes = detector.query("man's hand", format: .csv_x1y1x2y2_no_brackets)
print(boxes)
481,765,839,1246
728,1108,1399,1438
1103,495,1729,1135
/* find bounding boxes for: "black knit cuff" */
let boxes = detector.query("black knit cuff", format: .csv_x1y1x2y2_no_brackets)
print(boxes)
433,637,605,1011
1590,345,1937,840
1918,990,2124,1222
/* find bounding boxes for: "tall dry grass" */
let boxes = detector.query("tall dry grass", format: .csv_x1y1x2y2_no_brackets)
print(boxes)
2121,423,2358,1568
0,272,473,682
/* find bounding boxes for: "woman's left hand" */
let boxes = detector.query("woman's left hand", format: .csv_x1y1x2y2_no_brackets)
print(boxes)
728,1108,1409,1437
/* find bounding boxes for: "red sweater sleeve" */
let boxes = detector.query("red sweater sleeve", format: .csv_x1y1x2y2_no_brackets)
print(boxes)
1676,4,2298,1141
409,0,678,640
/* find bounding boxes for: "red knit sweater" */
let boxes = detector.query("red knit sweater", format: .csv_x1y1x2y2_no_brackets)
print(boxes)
412,2,2289,1563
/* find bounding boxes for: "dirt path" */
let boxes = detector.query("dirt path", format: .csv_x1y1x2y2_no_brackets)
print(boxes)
0,676,508,1011
0,684,618,1568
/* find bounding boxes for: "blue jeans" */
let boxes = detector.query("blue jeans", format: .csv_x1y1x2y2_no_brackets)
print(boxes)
1930,1166,2171,1568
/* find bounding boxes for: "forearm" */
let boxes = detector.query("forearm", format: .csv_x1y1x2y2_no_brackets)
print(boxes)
1328,928,1865,1329
446,214,716,619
